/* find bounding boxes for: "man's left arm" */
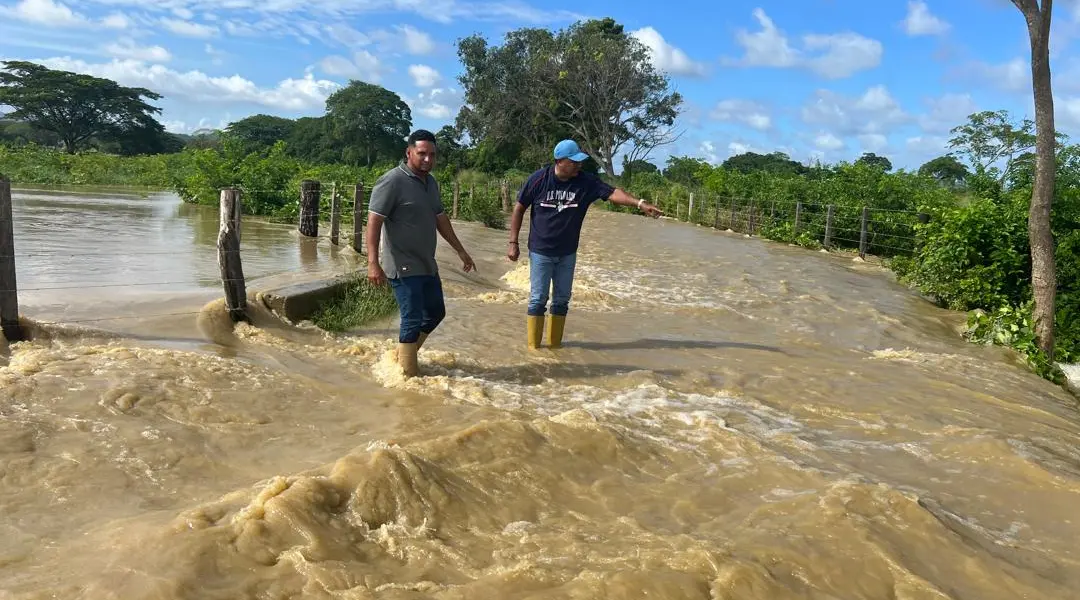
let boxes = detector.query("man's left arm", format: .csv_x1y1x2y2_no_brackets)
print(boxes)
606,187,664,219
436,214,476,272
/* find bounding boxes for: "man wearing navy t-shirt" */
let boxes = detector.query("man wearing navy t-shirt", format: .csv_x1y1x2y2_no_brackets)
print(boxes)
508,139,663,349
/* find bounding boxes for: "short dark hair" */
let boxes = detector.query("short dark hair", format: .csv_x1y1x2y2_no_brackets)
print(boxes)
407,129,436,146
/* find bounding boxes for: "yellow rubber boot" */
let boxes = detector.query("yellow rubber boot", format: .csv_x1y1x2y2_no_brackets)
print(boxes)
527,315,544,349
398,342,419,377
547,315,566,349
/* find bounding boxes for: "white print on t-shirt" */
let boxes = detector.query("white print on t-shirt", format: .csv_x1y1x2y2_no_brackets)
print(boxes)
539,190,578,212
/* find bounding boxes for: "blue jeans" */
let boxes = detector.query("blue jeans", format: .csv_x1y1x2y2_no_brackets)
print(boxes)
528,252,577,317
389,275,446,343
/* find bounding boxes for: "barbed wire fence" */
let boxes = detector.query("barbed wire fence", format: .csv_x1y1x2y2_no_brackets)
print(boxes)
0,175,926,342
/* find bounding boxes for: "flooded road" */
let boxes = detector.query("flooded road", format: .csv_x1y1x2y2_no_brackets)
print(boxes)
9,186,355,328
2,189,1080,599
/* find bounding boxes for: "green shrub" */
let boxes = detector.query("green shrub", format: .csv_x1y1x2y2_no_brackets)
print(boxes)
310,276,398,332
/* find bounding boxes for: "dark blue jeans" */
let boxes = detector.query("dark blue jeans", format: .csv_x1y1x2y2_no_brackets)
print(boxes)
389,275,446,343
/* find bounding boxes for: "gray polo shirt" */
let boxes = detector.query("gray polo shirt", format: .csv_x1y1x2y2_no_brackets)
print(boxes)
368,162,445,279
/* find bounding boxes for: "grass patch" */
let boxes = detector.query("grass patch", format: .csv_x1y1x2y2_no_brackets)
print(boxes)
310,275,398,332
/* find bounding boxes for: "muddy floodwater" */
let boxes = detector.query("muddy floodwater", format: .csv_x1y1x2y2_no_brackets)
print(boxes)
2,187,1080,599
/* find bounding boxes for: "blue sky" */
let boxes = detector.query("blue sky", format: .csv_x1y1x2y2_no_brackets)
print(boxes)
2,0,1080,172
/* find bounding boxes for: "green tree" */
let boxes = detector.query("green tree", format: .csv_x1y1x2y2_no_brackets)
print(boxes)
663,155,710,185
225,114,296,155
0,60,164,154
457,18,682,177
435,124,467,173
948,110,1037,186
456,28,563,169
325,81,412,167
855,152,893,172
621,157,658,182
722,151,806,175
918,155,970,188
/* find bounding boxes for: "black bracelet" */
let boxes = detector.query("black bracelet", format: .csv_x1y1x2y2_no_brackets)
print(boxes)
508,241,518,245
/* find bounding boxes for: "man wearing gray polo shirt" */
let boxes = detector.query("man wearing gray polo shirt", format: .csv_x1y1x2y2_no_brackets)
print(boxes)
366,129,476,378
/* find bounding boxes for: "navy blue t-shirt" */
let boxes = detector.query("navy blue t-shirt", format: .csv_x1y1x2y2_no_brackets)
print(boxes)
517,166,615,257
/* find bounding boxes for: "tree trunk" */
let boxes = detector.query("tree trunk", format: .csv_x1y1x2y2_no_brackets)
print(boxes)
601,156,616,180
1015,0,1057,356
64,138,77,154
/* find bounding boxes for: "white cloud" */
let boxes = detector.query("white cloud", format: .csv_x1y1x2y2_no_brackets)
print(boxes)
727,141,766,156
103,38,172,62
858,134,888,152
317,50,385,82
631,26,707,77
408,64,440,88
967,58,1029,92
1,0,86,26
730,8,799,68
1056,97,1080,129
161,18,218,38
918,93,978,134
802,33,883,79
700,141,719,164
325,23,371,48
710,99,772,130
101,12,129,29
31,56,339,111
205,43,226,66
726,8,882,79
398,25,436,55
163,116,230,134
802,85,909,136
903,1,950,36
814,132,845,151
172,7,194,20
411,87,462,120
906,135,950,160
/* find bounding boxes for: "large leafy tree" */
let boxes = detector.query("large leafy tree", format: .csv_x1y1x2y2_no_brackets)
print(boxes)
854,152,893,172
457,18,682,176
918,155,971,188
0,60,164,154
324,81,412,167
947,110,1038,186
225,114,296,155
722,151,807,176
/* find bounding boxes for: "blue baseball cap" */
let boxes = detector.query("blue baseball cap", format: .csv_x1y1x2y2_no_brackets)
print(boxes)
553,139,589,162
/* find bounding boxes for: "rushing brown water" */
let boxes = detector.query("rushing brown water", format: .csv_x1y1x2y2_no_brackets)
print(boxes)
2,188,1080,599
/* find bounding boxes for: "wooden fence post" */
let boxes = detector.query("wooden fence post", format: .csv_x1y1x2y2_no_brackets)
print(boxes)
770,201,776,225
794,201,802,235
0,178,23,342
218,188,247,323
299,180,320,237
452,180,460,219
859,206,869,259
688,192,695,223
729,197,736,230
749,201,756,235
352,182,365,254
330,182,341,246
501,179,510,212
713,196,720,229
824,204,835,248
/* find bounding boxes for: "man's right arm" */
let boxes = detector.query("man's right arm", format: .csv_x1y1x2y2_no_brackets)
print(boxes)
366,176,395,285
507,175,537,261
